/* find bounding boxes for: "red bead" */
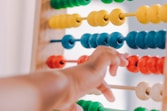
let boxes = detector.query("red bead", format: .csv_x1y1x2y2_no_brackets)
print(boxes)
77,55,89,64
138,56,151,74
146,56,159,74
157,57,165,74
46,55,66,68
127,55,139,73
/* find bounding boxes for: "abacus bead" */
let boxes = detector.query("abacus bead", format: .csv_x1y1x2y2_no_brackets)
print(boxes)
48,16,58,29
69,14,82,28
101,0,113,4
88,102,104,111
159,4,167,22
146,56,159,74
147,4,161,24
88,33,99,48
81,33,91,48
150,110,160,111
135,82,150,100
87,11,97,26
127,55,139,73
135,31,147,49
136,5,149,24
96,10,110,26
126,31,138,49
144,31,156,48
96,33,109,46
157,57,165,74
154,30,166,49
77,55,89,64
134,107,148,111
138,56,151,74
79,0,91,5
46,55,66,68
62,35,75,49
150,83,163,102
110,8,126,26
108,32,124,49
114,0,124,3
50,0,61,9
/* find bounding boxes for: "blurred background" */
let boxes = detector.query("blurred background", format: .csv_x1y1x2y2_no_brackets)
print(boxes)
0,0,166,110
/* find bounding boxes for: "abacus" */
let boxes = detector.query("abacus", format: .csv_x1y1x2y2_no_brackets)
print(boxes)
31,0,167,110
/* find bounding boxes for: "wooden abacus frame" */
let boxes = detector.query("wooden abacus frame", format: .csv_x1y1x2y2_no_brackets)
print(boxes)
31,0,167,111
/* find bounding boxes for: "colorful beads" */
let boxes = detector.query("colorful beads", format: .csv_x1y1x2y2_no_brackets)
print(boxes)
77,100,105,111
48,14,82,29
126,30,166,49
150,83,163,102
50,0,91,9
127,55,164,74
87,10,110,26
135,82,150,100
109,9,126,26
134,107,159,111
46,55,89,68
50,30,166,49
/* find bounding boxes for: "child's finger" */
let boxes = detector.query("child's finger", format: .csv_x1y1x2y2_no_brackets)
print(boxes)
97,81,115,102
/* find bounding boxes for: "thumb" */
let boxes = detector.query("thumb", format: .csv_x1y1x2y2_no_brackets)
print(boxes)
73,103,83,111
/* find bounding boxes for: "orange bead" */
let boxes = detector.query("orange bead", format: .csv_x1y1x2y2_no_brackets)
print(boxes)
146,56,159,74
127,55,139,73
46,55,66,69
77,55,89,64
157,57,165,74
138,56,151,74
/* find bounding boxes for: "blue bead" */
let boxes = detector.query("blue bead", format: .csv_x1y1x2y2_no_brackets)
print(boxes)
154,30,166,49
81,33,91,48
126,31,138,49
88,33,99,48
108,32,124,49
96,33,109,46
145,31,157,48
62,35,75,49
135,31,147,49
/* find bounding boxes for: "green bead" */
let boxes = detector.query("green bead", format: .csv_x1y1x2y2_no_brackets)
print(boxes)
150,109,160,111
114,0,124,2
50,0,62,9
134,107,148,111
79,0,91,5
101,0,113,4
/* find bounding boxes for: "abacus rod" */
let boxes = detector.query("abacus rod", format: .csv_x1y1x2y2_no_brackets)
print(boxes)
50,39,80,43
109,84,135,90
65,60,78,63
119,13,136,18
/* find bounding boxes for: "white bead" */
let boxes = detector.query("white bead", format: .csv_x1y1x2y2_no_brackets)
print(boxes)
150,83,163,102
135,82,150,100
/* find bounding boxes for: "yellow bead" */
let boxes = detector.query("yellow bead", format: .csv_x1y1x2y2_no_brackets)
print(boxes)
136,5,149,24
59,14,67,29
159,4,167,22
87,11,97,26
109,8,125,26
95,10,109,26
147,4,161,24
48,16,59,29
69,14,82,28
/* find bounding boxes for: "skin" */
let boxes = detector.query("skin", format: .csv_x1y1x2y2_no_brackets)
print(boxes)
0,46,128,111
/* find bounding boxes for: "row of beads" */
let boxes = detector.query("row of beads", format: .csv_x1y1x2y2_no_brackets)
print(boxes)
50,0,91,9
50,0,133,9
46,55,89,68
49,4,167,29
135,82,163,102
46,55,164,75
77,100,160,111
50,30,166,49
134,107,159,111
127,55,164,74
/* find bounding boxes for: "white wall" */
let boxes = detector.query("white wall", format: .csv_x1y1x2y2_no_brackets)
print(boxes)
0,0,35,77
